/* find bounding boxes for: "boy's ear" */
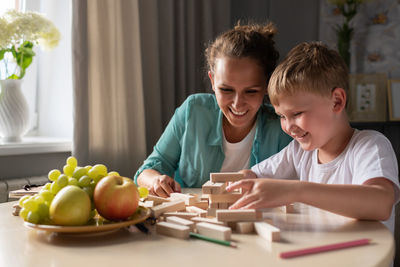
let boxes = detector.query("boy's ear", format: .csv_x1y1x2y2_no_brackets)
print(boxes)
208,71,215,92
331,87,347,113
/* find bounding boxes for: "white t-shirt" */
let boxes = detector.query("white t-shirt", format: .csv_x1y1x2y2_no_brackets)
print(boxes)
220,124,256,172
251,129,400,233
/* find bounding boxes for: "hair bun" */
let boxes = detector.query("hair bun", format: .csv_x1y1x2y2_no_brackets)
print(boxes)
234,21,277,39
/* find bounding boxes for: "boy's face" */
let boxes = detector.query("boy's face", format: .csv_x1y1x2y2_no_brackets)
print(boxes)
274,90,339,152
209,57,267,138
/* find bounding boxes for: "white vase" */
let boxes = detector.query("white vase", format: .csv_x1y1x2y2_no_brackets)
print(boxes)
0,80,30,142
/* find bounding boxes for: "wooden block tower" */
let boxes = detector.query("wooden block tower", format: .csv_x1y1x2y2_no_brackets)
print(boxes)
202,172,244,216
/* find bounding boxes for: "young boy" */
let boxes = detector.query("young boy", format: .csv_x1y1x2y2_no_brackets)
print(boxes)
226,42,400,233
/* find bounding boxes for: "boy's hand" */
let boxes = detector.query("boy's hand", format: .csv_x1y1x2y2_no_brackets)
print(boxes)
150,175,181,198
226,178,298,209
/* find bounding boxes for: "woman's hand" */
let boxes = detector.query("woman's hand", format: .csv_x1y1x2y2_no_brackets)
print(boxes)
137,169,181,198
150,174,181,197
226,178,298,209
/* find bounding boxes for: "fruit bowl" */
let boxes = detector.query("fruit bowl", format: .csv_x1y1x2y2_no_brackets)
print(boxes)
24,206,150,234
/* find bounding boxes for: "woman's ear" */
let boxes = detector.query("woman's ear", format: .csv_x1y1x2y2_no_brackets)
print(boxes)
208,71,215,92
331,87,347,113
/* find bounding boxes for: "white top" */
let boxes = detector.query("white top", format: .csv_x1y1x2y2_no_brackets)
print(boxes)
220,123,256,172
251,129,400,233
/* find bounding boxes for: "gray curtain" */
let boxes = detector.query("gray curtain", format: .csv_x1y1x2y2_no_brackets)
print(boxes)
72,0,230,177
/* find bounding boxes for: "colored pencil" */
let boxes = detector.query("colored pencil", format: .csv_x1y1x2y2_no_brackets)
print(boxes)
189,232,237,248
280,238,371,259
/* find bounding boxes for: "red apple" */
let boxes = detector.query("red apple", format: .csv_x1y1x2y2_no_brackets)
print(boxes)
94,175,139,221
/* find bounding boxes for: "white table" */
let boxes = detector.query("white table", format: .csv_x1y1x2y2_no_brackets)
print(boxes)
0,192,394,267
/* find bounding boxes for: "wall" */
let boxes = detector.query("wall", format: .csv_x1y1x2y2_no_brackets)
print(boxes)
230,0,320,59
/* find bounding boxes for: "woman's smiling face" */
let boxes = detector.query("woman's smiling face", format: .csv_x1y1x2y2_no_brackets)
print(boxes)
209,57,267,139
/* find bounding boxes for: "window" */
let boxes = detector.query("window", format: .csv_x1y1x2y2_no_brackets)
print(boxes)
0,0,72,146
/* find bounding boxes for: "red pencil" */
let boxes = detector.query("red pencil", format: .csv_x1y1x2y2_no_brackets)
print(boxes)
280,238,371,259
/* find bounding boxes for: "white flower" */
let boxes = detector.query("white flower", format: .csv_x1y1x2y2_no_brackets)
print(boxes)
0,10,60,80
1,10,61,50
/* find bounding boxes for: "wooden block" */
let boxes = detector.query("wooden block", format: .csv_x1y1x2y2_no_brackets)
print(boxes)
196,222,232,241
254,222,280,242
186,206,207,217
146,194,170,205
190,217,226,226
202,181,212,194
236,222,254,234
192,200,208,210
150,200,186,218
140,200,154,208
169,193,198,206
210,172,243,183
163,212,199,220
156,221,190,239
218,203,229,209
166,216,195,231
200,194,209,201
207,208,217,217
209,192,243,204
216,209,262,222
202,180,226,194
209,202,218,209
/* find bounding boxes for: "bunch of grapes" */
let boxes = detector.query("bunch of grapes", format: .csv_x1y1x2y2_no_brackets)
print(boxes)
18,156,122,224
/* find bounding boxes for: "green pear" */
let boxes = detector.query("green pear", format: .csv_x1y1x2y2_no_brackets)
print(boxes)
49,185,91,226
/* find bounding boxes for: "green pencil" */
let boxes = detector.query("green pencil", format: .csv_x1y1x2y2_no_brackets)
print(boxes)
189,232,237,248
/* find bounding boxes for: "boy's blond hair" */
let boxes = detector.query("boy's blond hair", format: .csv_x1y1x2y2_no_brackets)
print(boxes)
268,42,349,106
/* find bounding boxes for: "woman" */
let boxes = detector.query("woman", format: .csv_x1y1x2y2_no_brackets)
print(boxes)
135,22,292,197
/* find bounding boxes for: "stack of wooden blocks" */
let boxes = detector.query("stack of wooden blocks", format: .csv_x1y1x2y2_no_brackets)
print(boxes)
142,172,292,244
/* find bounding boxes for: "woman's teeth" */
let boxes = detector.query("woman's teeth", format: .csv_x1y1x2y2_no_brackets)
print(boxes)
231,109,247,116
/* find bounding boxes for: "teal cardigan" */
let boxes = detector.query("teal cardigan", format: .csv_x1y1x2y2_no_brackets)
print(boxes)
134,93,291,188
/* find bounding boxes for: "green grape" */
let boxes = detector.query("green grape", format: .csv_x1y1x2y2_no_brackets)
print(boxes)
108,171,120,176
84,165,92,172
43,182,52,190
50,182,61,195
19,208,29,220
22,197,38,212
92,174,105,183
26,211,40,224
34,195,45,204
82,186,94,199
48,169,61,182
138,187,149,198
92,164,108,176
36,203,49,220
90,180,97,190
78,175,91,187
63,164,74,176
39,190,54,202
56,174,69,188
72,167,88,179
18,195,30,207
66,156,78,168
89,209,97,219
87,168,99,179
68,177,78,186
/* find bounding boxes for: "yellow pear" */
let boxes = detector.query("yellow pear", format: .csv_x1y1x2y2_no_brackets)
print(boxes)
49,185,91,226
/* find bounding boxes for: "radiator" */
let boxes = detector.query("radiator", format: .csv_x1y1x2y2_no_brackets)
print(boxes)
0,175,48,203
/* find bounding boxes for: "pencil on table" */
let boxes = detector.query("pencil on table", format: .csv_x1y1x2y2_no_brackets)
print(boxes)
189,232,237,248
280,238,371,259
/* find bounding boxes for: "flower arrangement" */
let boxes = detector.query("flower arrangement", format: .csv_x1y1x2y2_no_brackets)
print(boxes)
0,10,60,80
328,0,367,68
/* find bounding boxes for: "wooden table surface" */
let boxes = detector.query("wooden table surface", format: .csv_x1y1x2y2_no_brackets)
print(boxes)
0,189,394,267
